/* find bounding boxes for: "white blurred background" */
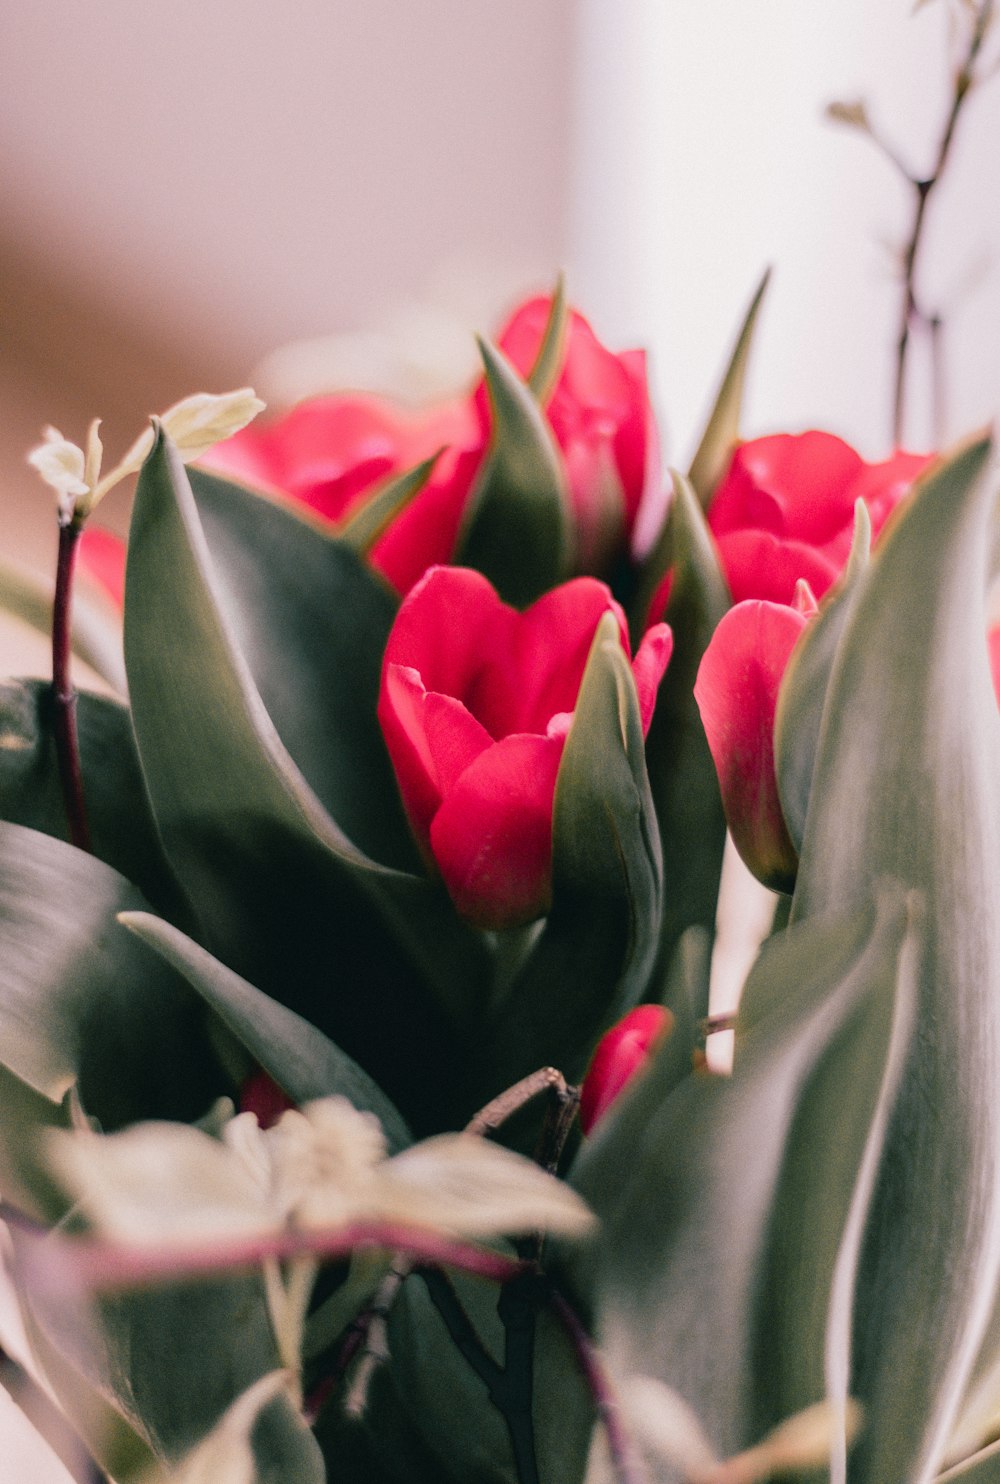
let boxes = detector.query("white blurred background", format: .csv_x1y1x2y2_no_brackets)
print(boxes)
2,1,998,545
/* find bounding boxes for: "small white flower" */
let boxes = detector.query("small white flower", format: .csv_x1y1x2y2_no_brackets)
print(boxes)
27,389,265,521
26,428,89,520
115,388,266,482
47,1094,594,1249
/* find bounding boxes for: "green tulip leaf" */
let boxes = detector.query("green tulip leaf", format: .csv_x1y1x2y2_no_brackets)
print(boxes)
337,452,441,558
526,273,569,404
478,612,662,1092
0,679,186,922
187,465,417,871
790,436,1000,1483
0,820,219,1131
0,554,127,694
940,1440,1000,1481
634,472,732,1005
569,886,915,1464
774,500,872,851
126,434,489,1131
120,910,411,1154
687,269,770,508
12,1222,284,1478
453,337,573,607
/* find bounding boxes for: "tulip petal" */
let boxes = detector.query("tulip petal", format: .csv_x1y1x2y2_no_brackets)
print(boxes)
429,732,564,929
579,1004,673,1134
379,664,493,843
78,526,127,610
709,432,863,544
694,600,808,891
714,529,841,606
631,622,674,735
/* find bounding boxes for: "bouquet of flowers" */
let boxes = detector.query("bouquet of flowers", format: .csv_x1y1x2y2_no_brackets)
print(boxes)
1,7,999,1481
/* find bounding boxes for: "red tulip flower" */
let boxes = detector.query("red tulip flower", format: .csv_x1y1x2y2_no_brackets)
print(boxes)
378,566,673,929
694,596,812,892
579,1004,673,1134
707,432,932,605
490,295,663,570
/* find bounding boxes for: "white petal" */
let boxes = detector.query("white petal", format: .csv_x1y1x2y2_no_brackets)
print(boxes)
623,1375,720,1479
375,1134,596,1239
47,1122,278,1244
160,387,265,459
26,436,88,497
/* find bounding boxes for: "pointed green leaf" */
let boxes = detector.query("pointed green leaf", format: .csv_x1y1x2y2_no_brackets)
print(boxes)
453,337,572,606
791,437,1000,1483
0,680,186,922
126,434,488,1131
526,273,569,403
0,1063,72,1222
774,501,871,851
687,270,770,508
0,555,126,693
940,1440,1000,1481
0,821,218,1129
569,887,915,1463
337,453,441,558
120,910,411,1154
634,472,732,1002
188,466,417,871
476,612,662,1092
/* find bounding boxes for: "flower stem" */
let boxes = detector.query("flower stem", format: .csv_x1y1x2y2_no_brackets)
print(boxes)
51,518,91,852
548,1289,649,1484
892,0,994,444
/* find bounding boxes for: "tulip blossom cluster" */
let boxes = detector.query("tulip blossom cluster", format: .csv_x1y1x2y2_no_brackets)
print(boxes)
17,262,1000,1484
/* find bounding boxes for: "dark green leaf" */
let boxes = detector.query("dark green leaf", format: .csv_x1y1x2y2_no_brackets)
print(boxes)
476,613,662,1094
453,338,572,607
634,472,732,1005
127,434,488,1132
120,910,411,1154
188,465,417,871
773,502,871,852
0,821,219,1131
790,437,1000,1483
0,679,187,922
569,887,915,1462
687,270,770,508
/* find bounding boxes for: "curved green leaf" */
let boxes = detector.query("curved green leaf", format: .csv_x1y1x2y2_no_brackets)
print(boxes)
188,466,417,871
774,501,871,851
569,887,915,1464
476,612,662,1093
791,437,1000,1483
526,273,569,404
687,269,770,508
940,1440,1000,1481
0,821,218,1130
453,337,572,606
337,452,441,557
635,472,732,1003
0,555,126,694
120,910,411,1154
0,679,186,922
126,435,487,1131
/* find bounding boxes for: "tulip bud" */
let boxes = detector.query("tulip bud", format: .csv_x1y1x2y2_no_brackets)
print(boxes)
579,1004,673,1134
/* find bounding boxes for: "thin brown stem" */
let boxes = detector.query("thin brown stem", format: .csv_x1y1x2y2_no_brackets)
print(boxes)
465,1066,573,1138
893,0,994,443
51,519,91,852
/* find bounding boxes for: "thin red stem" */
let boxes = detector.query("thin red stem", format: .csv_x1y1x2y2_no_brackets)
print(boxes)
548,1289,648,1484
51,519,91,851
29,1220,527,1295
